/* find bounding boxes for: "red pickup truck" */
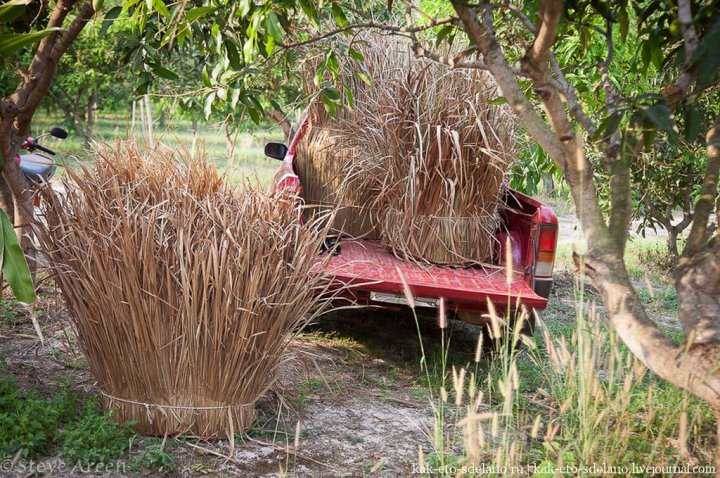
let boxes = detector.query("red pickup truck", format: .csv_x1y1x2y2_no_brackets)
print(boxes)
265,111,558,327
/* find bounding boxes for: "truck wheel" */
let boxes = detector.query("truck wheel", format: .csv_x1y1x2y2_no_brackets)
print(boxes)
456,309,536,353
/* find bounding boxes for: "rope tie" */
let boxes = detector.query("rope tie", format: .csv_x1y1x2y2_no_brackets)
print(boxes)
101,392,254,424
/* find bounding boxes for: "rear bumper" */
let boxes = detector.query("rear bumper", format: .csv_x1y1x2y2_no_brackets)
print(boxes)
323,240,549,313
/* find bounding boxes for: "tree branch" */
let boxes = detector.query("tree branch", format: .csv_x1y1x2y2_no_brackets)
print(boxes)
402,3,487,70
279,16,457,50
677,0,700,59
524,0,562,65
598,17,631,253
662,0,700,103
451,2,565,163
495,1,597,134
683,114,720,259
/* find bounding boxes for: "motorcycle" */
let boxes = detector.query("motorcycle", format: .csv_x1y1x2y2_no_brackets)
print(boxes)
16,126,68,184
0,126,69,220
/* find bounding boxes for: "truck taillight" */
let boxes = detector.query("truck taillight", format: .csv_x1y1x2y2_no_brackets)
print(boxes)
535,225,557,277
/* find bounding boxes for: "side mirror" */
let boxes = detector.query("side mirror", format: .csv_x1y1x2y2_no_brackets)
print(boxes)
264,142,288,161
50,127,68,139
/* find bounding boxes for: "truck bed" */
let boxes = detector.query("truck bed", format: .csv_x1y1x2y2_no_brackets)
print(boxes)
325,240,548,312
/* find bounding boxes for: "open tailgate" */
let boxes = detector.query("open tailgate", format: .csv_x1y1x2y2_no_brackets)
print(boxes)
324,240,548,311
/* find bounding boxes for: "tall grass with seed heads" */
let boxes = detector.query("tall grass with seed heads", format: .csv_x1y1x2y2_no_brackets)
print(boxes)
404,262,715,475
36,141,333,439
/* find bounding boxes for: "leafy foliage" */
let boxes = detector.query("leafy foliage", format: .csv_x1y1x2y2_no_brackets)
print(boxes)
128,441,178,475
0,360,76,457
0,360,134,464
59,402,135,466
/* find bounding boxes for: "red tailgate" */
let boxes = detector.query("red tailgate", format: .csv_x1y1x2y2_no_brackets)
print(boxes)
325,240,548,311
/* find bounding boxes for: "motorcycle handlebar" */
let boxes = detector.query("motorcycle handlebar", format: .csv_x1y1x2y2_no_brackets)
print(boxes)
31,144,57,156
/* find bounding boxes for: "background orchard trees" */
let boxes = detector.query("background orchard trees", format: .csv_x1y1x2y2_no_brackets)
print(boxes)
46,23,133,149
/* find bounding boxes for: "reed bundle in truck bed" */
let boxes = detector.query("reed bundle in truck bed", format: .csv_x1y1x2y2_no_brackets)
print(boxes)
37,142,330,438
297,36,514,265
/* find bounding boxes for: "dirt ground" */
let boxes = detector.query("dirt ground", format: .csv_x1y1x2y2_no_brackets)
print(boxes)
1,283,488,477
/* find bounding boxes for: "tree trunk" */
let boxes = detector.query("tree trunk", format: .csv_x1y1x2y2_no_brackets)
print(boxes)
667,227,680,263
130,100,137,136
225,125,240,169
268,110,292,142
542,172,555,196
191,118,199,158
144,94,154,148
0,176,14,220
1,160,36,271
84,89,96,150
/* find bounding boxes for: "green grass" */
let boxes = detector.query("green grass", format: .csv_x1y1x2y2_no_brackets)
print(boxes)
32,114,285,185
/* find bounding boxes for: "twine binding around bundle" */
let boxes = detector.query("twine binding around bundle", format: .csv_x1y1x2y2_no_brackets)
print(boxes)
101,391,256,438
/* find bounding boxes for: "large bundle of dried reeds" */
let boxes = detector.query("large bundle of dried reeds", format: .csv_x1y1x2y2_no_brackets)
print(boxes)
36,142,330,438
300,36,514,265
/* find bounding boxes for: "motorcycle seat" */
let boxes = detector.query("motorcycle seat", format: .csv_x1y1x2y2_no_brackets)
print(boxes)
19,153,56,181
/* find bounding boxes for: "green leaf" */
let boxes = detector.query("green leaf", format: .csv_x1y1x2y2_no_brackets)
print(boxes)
617,7,629,41
639,104,674,131
321,95,337,117
348,47,364,62
640,42,651,74
353,71,372,86
343,85,353,108
204,91,216,119
435,25,453,47
269,99,283,112
264,36,275,56
298,0,318,25
592,111,623,141
230,88,241,108
323,85,341,101
0,210,35,304
92,0,104,13
264,11,283,43
238,0,251,17
326,52,339,78
201,66,212,87
152,64,179,81
331,3,348,27
99,6,122,37
225,39,242,70
185,6,216,23
0,28,61,59
488,96,507,105
247,107,261,124
0,0,30,23
243,37,255,62
152,0,169,18
683,106,702,142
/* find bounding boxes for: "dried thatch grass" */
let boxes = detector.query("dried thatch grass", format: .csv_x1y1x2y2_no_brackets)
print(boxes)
36,142,331,438
295,111,379,239
300,36,514,265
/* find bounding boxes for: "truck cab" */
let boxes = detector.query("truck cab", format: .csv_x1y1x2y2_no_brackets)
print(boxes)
265,111,558,324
